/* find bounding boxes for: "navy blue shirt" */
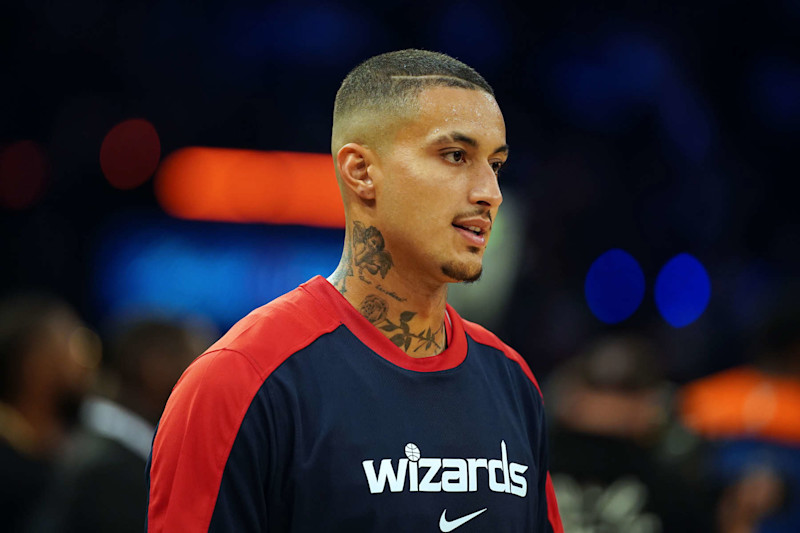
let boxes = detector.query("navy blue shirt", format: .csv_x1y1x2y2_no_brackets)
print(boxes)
147,276,562,532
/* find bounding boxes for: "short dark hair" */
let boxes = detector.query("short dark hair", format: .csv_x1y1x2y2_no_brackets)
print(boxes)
332,49,494,148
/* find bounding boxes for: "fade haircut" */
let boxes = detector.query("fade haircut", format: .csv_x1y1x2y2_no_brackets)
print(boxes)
331,49,495,155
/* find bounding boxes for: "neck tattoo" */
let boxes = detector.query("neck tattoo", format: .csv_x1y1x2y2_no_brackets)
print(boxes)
333,220,447,356
359,294,445,354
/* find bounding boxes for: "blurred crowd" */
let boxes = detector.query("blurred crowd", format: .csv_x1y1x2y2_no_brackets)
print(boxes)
0,293,211,532
1,288,798,532
546,288,800,533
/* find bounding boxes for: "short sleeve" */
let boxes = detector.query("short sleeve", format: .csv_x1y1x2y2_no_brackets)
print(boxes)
146,349,269,532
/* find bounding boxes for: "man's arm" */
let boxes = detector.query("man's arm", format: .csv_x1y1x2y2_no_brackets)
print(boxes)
146,348,271,532
538,408,564,533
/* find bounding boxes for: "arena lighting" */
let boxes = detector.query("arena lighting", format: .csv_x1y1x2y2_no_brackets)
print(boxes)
655,253,711,327
154,148,344,228
584,248,646,324
681,368,800,443
100,118,161,190
94,215,342,327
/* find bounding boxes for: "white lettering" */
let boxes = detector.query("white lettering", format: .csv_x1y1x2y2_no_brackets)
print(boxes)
441,459,468,492
409,459,419,492
488,459,506,493
362,458,408,494
362,442,528,497
509,463,528,497
467,458,488,492
419,458,442,492
501,440,510,493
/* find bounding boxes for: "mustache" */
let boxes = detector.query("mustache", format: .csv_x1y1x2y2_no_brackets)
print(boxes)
454,209,493,223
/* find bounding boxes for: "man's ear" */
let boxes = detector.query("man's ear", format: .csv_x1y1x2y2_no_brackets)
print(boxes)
336,143,377,201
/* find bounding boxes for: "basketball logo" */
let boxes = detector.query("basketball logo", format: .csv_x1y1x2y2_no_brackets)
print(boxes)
404,442,420,462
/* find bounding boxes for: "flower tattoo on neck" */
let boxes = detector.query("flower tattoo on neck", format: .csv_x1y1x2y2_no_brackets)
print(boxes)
360,294,388,324
359,294,444,353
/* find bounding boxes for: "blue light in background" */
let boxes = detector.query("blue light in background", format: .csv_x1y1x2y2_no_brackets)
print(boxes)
655,253,711,327
584,248,645,324
94,215,342,327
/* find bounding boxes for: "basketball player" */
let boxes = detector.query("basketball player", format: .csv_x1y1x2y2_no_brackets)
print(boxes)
146,49,563,532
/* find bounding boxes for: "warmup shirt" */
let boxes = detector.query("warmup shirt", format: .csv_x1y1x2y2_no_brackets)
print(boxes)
146,276,563,532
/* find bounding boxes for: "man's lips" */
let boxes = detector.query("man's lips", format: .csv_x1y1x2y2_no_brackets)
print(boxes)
452,217,491,246
452,217,491,234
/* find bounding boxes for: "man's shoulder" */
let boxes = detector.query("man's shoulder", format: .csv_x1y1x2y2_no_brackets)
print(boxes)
194,279,341,378
461,317,542,396
461,318,508,350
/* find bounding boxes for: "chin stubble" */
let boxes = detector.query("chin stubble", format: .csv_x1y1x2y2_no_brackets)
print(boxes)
441,261,483,283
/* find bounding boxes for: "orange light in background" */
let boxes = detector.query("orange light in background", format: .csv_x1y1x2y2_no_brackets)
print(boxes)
680,367,800,444
100,118,161,189
0,140,49,210
154,148,344,228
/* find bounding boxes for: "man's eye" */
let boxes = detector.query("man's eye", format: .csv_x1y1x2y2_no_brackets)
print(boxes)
491,161,504,174
444,151,465,164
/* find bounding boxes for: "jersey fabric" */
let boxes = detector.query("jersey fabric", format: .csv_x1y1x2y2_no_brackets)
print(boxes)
146,276,563,532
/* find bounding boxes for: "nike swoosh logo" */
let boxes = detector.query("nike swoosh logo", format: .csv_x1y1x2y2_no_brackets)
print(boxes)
439,508,487,532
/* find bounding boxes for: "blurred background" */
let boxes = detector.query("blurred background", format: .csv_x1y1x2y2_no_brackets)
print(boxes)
1,0,798,531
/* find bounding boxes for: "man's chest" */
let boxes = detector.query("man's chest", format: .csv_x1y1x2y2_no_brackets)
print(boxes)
265,353,543,531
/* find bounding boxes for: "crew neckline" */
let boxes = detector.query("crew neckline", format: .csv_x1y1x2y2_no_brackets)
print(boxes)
301,276,468,372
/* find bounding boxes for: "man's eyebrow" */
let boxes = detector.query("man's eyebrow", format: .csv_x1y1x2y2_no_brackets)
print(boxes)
432,132,509,155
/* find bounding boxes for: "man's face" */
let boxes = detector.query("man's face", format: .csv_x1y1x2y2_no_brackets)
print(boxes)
29,311,96,428
373,86,507,286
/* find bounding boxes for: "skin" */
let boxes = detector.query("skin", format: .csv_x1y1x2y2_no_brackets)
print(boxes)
328,86,508,357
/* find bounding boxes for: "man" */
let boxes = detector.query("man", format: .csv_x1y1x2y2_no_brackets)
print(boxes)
679,290,800,532
547,334,712,532
0,293,95,532
147,49,563,532
36,318,203,533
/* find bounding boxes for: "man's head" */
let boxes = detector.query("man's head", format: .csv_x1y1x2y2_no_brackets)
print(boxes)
331,49,495,156
105,318,208,425
332,50,508,285
0,294,96,434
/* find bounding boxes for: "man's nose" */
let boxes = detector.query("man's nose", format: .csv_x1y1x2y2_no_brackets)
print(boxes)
469,163,503,208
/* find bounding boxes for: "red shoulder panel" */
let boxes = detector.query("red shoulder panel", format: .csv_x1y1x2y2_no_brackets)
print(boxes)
461,319,543,397
546,472,565,533
148,349,262,532
206,279,341,370
148,283,340,532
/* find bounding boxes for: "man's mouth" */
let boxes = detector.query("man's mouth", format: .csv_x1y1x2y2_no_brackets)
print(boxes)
451,219,490,246
452,223,484,236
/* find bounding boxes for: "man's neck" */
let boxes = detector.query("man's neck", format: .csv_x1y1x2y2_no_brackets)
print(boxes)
328,222,448,358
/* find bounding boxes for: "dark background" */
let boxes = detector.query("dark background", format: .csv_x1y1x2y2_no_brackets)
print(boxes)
2,0,798,382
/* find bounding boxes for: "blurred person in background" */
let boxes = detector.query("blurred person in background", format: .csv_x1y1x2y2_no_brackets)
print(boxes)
547,334,712,532
679,288,800,532
0,293,96,532
34,317,208,533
